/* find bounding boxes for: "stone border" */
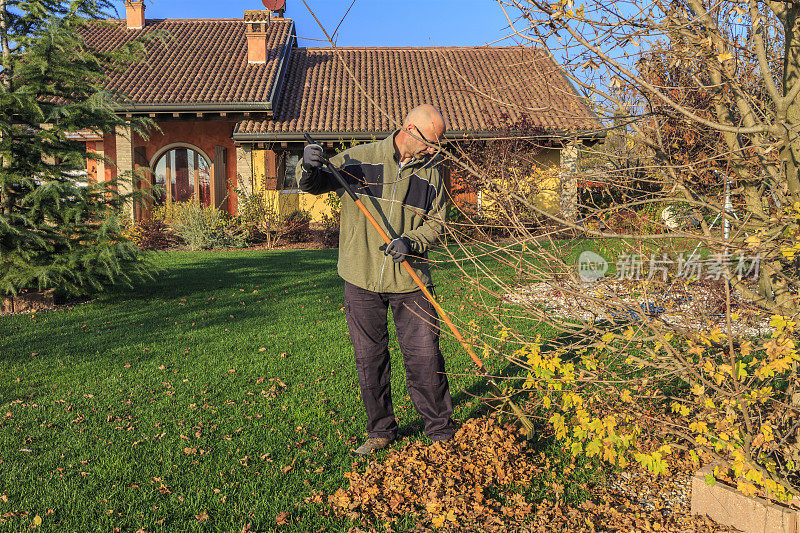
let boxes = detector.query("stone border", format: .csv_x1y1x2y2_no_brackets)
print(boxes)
691,465,799,532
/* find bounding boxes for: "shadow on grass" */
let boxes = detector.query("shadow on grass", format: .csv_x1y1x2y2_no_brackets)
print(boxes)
1,249,342,358
394,355,531,440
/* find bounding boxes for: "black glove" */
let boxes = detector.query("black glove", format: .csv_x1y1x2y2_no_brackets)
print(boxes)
384,237,414,263
302,144,324,172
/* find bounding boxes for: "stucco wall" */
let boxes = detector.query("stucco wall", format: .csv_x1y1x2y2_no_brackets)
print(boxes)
94,120,239,219
138,121,238,216
87,127,568,224
449,146,563,215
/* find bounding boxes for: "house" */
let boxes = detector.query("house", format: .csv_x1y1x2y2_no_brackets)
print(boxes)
76,1,600,224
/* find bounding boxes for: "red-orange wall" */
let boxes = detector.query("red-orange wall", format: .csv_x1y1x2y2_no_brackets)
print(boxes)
86,141,98,183
96,120,239,219
136,121,238,217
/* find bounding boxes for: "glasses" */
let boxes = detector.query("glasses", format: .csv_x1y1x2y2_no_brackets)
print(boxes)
413,125,433,146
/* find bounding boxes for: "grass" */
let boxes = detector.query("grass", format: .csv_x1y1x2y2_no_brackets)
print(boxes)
1,247,598,532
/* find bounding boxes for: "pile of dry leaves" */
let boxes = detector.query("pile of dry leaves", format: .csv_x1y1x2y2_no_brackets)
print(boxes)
308,417,537,531
308,416,736,532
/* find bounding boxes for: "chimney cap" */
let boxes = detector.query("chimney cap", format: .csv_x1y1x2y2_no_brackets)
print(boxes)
244,10,271,22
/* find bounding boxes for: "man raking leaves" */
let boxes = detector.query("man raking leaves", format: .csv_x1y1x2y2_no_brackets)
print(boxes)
299,104,532,455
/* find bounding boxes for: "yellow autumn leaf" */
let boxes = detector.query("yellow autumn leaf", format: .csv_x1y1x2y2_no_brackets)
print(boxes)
737,481,758,497
33,515,42,527
745,235,761,247
717,51,733,62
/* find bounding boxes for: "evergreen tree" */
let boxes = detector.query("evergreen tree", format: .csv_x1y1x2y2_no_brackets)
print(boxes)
0,0,156,299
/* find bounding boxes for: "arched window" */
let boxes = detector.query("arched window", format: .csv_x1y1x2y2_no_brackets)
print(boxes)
152,146,212,206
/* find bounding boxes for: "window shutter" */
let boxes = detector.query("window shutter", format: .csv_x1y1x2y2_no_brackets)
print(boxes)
277,151,286,190
214,146,227,210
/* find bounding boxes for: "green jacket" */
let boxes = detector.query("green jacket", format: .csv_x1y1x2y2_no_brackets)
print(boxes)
296,131,447,293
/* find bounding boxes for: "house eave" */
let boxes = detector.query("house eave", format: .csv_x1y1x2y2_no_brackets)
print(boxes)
232,129,606,144
112,102,274,113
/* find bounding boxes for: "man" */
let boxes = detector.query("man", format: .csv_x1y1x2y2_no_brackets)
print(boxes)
297,104,459,455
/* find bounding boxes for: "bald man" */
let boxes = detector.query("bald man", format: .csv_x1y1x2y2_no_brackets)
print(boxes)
298,105,459,454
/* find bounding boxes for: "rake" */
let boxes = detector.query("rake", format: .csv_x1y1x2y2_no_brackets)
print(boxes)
303,133,535,437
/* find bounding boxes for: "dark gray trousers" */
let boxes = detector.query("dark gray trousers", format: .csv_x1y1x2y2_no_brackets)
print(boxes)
343,281,458,441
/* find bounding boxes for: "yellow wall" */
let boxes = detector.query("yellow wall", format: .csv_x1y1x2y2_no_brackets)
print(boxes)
530,149,561,214
252,149,266,194
251,189,335,226
258,190,300,219
299,192,336,224
248,146,564,224
477,148,563,216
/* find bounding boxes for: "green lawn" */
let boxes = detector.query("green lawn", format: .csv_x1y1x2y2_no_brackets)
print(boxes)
0,248,540,532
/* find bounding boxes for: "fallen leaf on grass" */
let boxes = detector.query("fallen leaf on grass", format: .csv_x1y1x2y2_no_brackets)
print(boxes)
195,511,208,522
275,512,289,525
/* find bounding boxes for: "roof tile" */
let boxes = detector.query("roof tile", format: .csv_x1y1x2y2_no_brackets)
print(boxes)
78,18,293,106
235,46,598,137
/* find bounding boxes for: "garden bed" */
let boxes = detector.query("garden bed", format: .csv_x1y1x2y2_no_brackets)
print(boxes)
505,278,769,337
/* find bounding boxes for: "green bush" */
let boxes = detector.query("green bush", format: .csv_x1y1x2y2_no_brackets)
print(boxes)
156,202,249,250
122,218,181,250
283,209,312,243
320,191,341,231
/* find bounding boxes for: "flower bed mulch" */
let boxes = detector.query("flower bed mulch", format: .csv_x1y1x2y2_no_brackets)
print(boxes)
505,278,768,338
306,416,735,532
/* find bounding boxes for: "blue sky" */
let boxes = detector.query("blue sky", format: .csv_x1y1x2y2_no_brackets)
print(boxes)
112,0,521,47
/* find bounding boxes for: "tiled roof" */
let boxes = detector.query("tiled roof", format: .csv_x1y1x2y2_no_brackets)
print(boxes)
78,18,294,108
233,46,599,139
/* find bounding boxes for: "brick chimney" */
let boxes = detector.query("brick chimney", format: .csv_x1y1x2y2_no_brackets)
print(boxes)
244,10,271,64
125,0,145,29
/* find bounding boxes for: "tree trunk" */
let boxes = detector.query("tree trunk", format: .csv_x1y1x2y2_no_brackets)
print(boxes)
782,5,800,205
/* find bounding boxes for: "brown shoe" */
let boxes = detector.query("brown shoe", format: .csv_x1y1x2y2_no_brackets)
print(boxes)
352,437,394,456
